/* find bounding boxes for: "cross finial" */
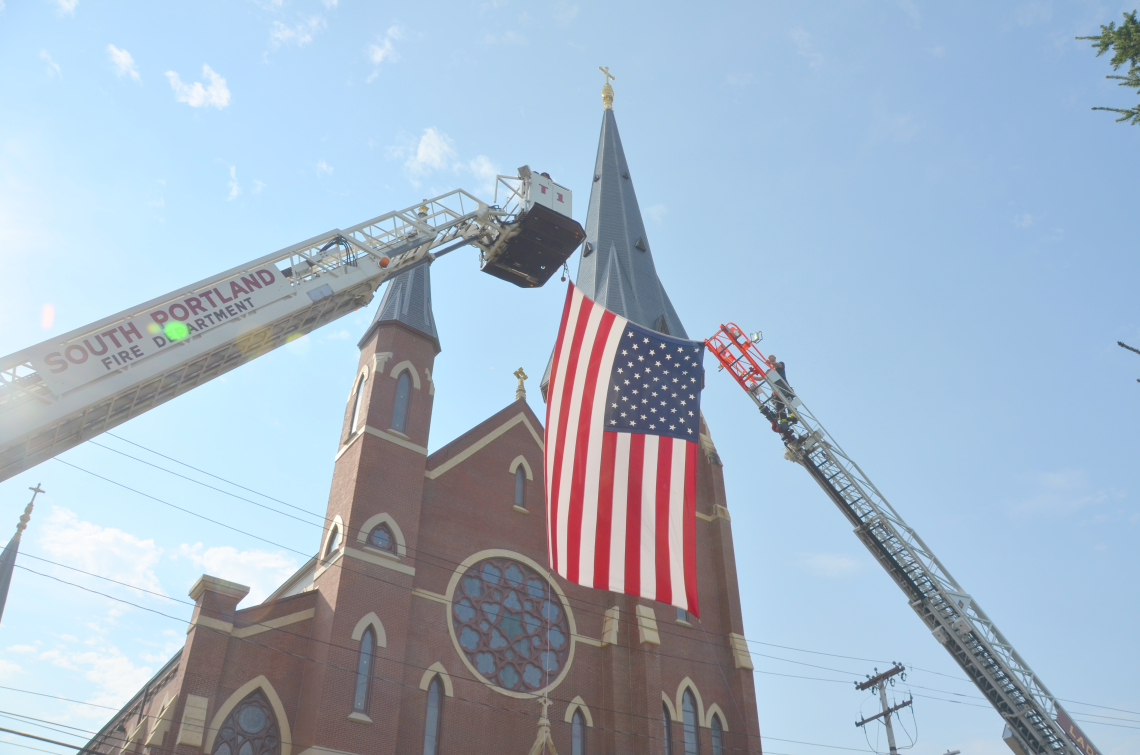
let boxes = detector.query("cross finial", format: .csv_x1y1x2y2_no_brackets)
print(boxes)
513,367,528,402
15,484,43,540
599,66,615,109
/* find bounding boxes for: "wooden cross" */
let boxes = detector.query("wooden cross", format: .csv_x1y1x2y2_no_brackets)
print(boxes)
598,65,615,84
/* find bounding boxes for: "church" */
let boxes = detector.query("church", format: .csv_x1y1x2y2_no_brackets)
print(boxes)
85,81,764,755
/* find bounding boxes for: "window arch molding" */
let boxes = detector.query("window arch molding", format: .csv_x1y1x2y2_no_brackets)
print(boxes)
203,676,292,755
661,690,678,722
418,662,455,697
508,455,533,481
320,516,345,564
351,612,389,647
705,704,729,732
389,360,421,389
674,677,707,728
562,695,594,728
355,513,407,558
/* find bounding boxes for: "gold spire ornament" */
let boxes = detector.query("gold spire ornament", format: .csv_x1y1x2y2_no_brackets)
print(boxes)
599,66,615,109
513,367,528,401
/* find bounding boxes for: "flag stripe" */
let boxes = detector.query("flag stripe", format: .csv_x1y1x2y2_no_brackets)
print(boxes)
591,430,618,590
639,435,658,601
667,437,687,607
683,441,699,616
608,432,631,594
624,434,644,598
654,437,673,606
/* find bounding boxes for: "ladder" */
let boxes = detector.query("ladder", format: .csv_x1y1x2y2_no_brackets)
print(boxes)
0,172,583,482
705,323,1098,755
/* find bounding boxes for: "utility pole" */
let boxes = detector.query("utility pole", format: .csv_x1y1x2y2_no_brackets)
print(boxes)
855,664,912,755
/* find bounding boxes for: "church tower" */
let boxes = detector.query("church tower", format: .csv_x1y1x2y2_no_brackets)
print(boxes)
292,262,441,754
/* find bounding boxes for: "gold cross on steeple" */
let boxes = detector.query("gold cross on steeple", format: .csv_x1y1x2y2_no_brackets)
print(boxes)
599,66,615,109
513,367,528,401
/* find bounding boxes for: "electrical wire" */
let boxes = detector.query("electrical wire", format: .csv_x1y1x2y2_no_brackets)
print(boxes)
86,430,1138,727
35,436,1136,742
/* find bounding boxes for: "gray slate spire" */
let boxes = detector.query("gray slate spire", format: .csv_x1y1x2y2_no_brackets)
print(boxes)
358,263,440,353
575,108,687,338
541,100,688,400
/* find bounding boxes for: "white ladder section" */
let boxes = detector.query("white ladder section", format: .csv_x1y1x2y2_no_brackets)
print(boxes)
0,186,519,482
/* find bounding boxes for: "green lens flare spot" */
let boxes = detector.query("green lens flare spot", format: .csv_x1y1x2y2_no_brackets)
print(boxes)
164,321,190,341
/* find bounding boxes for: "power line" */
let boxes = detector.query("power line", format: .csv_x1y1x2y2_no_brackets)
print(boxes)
81,431,1140,723
39,437,1136,739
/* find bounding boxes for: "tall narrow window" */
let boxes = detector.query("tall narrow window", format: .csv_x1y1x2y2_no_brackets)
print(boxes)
324,525,341,561
423,676,443,755
349,374,365,434
710,713,725,755
514,466,526,509
391,372,411,433
353,627,375,713
571,709,587,755
211,690,280,755
663,703,674,755
682,690,700,755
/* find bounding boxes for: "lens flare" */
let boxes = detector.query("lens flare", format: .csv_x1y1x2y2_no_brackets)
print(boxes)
164,321,190,341
40,303,55,330
147,322,162,335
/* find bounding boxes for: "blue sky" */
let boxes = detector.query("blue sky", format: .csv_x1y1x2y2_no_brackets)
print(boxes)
1,1,1139,754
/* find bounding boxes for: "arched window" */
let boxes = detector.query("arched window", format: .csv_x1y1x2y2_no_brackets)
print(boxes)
423,675,443,755
571,708,587,755
710,713,725,755
663,702,674,755
349,374,365,434
324,525,341,561
391,372,411,433
211,690,280,755
353,627,375,713
368,523,396,554
514,466,526,509
682,689,701,755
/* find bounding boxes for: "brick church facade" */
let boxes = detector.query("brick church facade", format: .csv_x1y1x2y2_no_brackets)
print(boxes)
86,88,763,755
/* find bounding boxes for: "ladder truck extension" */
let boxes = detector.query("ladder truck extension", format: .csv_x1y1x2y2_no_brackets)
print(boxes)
704,323,1100,755
0,167,584,483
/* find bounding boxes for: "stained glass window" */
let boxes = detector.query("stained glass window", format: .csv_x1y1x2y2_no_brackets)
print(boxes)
710,713,725,755
349,374,365,433
324,525,341,560
514,466,526,509
423,676,443,755
353,627,374,713
571,709,587,755
211,690,279,755
392,372,411,433
450,557,569,693
682,689,700,754
368,523,396,553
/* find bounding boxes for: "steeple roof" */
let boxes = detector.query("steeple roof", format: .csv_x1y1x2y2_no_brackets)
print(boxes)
358,262,440,352
574,107,687,338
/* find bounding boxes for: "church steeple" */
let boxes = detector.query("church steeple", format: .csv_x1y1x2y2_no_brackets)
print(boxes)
574,75,687,338
358,262,440,353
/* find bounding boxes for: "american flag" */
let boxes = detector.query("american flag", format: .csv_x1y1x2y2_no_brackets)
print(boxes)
544,284,704,617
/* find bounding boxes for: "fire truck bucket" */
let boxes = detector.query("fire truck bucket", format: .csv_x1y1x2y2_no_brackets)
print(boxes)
481,204,585,288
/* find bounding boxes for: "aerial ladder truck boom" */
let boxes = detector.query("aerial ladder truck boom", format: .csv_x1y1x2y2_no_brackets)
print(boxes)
0,168,584,482
705,324,1100,755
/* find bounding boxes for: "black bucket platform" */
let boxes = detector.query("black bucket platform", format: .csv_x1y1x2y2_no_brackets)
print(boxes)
481,204,585,288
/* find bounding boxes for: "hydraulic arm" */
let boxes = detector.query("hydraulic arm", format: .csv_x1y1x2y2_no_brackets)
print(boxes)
705,324,1099,755
0,170,583,482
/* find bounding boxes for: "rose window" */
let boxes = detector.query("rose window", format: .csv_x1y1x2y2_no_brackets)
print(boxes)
451,557,569,692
